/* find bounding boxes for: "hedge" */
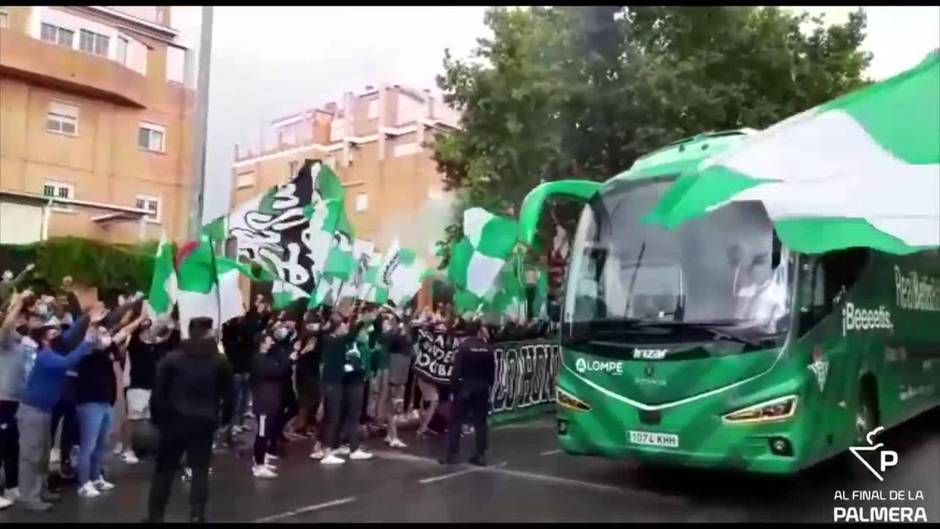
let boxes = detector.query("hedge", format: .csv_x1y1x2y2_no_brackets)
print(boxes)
0,236,158,294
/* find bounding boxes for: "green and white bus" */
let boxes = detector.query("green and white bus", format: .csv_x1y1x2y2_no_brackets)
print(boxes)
519,130,939,474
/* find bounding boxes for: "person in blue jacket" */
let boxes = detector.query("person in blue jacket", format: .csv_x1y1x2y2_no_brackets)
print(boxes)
16,305,106,513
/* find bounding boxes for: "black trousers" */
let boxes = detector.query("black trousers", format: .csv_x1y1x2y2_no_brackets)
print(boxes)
50,397,78,466
320,382,364,451
0,400,19,490
147,415,216,521
253,414,275,466
446,388,489,460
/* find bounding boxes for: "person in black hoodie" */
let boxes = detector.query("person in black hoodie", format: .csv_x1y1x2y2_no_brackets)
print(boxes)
145,317,234,524
248,332,290,479
440,320,495,467
221,315,253,440
266,317,297,459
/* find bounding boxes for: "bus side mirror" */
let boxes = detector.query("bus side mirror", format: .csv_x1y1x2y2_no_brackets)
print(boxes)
771,233,782,269
727,245,742,267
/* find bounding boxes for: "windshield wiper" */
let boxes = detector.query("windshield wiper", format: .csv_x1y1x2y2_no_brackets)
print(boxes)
625,320,770,347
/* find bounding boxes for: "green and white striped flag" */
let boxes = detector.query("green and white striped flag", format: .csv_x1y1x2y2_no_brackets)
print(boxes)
387,247,429,307
358,252,388,304
339,239,375,301
309,275,344,309
447,208,518,297
648,52,940,255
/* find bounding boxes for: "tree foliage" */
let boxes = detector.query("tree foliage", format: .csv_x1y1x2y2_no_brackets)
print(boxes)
433,6,872,263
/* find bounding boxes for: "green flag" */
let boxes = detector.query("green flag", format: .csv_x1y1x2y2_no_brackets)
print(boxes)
447,208,518,298
646,52,940,255
147,233,177,316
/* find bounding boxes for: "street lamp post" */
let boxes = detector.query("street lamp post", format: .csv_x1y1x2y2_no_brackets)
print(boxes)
189,5,214,241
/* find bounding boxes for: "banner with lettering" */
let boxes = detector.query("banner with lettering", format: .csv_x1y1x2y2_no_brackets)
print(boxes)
411,328,560,422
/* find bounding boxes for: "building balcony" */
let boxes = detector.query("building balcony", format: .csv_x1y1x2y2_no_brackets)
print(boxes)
0,27,146,108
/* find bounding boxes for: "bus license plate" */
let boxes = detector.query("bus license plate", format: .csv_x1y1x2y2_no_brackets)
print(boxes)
629,430,679,448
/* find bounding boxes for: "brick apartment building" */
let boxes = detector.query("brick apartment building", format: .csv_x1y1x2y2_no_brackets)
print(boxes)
230,83,461,305
0,6,196,246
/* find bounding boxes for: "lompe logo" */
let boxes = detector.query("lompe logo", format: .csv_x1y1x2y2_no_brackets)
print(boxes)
574,357,623,375
849,426,898,481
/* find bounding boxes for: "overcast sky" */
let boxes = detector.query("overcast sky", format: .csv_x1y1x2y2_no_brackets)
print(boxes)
170,6,940,223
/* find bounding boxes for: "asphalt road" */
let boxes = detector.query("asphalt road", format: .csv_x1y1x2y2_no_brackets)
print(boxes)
1,408,937,523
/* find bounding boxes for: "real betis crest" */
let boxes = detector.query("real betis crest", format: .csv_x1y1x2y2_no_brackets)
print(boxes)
807,347,829,392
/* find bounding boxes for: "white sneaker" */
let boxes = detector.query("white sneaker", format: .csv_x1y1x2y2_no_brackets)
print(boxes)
0,496,12,511
78,482,101,498
50,447,61,464
309,447,325,460
349,449,373,461
335,445,351,456
93,477,115,491
122,450,140,465
112,443,124,455
264,454,279,466
389,438,407,449
320,453,345,465
5,488,20,502
252,465,278,479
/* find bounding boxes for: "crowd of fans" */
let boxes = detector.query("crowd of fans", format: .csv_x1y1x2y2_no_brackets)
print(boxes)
0,269,553,514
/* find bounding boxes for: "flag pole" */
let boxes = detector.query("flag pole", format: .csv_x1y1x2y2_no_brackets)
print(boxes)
188,5,214,240
207,234,222,335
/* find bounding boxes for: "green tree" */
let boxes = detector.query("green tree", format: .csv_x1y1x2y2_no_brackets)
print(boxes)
433,6,872,264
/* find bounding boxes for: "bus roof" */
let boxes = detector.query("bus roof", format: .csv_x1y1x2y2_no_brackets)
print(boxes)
611,129,756,183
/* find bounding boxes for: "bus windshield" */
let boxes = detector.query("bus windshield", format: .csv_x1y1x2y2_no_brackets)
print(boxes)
563,179,793,344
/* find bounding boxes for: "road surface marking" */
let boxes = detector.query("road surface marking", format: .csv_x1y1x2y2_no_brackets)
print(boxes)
373,450,439,464
485,467,686,506
419,461,508,484
253,497,357,522
540,449,562,456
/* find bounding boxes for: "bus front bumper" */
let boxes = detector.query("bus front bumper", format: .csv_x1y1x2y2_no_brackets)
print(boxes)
555,383,820,475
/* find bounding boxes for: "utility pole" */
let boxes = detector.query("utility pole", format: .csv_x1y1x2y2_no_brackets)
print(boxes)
189,5,214,240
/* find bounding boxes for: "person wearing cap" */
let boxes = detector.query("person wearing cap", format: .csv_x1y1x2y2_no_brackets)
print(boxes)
145,316,234,524
16,305,105,512
440,319,495,467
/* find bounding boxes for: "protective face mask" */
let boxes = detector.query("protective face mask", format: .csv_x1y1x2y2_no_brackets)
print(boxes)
98,336,113,348
274,328,289,341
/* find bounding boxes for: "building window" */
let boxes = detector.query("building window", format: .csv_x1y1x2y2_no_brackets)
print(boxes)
288,160,299,180
368,98,379,120
135,195,160,223
393,142,421,157
43,181,74,211
138,123,165,153
79,29,109,57
355,193,369,212
117,36,129,65
41,23,74,48
236,171,256,189
46,102,78,136
0,11,9,28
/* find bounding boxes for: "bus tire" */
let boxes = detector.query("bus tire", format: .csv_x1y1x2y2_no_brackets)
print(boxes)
855,375,880,444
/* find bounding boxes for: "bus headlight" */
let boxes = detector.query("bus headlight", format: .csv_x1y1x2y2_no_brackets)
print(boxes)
722,395,798,424
557,388,592,412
